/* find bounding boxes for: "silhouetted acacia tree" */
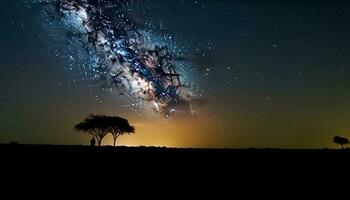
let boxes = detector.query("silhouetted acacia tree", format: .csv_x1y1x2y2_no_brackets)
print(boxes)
75,114,110,146
333,136,349,149
108,116,135,146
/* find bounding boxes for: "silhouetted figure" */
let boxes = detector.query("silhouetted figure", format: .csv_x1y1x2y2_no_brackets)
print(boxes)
75,114,136,146
90,137,96,147
333,136,349,149
75,114,111,146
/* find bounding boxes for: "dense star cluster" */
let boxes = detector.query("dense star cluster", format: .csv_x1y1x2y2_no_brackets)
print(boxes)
30,0,198,117
3,0,350,147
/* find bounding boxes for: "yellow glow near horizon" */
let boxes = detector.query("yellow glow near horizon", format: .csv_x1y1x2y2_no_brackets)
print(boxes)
100,112,226,148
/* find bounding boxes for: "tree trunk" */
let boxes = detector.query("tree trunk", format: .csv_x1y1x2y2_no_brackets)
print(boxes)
113,134,119,147
97,137,102,146
341,144,344,149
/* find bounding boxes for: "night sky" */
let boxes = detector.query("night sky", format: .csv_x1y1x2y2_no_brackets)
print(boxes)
1,0,350,148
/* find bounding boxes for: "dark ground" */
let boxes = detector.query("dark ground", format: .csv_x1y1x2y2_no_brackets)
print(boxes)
2,144,350,185
2,144,350,166
2,144,348,193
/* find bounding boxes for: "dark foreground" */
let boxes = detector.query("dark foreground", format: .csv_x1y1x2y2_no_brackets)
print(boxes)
2,144,350,166
2,144,350,182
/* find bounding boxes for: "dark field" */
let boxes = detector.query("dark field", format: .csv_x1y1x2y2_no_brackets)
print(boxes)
2,144,350,166
2,144,350,183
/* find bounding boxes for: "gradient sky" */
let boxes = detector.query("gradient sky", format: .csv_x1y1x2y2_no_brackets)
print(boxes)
1,0,350,148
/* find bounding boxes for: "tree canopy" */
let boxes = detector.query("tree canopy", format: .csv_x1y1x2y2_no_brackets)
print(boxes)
333,136,349,149
108,116,135,146
75,114,135,146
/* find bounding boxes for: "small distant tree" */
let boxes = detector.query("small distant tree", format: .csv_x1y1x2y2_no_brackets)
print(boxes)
333,136,349,149
108,116,135,147
75,115,110,146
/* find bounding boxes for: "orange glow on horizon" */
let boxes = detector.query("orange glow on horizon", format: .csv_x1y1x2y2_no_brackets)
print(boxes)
100,112,226,148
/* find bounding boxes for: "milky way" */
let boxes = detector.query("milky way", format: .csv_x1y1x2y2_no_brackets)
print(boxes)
30,0,199,117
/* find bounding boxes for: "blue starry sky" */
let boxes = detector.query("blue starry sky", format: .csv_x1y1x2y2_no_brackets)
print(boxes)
1,0,350,148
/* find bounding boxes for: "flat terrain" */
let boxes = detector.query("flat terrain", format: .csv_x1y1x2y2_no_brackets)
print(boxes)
1,144,350,165
2,144,350,181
